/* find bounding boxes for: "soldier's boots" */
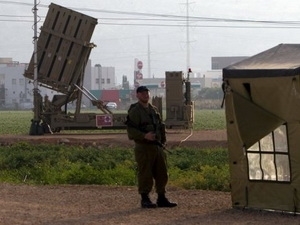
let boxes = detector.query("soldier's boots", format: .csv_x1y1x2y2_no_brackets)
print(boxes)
141,194,157,208
141,193,177,208
157,194,177,208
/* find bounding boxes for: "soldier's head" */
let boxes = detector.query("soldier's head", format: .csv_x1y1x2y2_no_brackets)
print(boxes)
136,86,150,104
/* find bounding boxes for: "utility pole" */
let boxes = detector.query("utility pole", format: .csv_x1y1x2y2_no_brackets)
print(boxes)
30,0,42,135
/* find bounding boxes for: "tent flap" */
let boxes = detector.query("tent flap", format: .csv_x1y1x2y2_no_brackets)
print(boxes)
232,91,285,148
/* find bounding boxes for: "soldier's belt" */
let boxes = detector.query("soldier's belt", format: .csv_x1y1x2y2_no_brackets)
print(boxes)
134,140,157,145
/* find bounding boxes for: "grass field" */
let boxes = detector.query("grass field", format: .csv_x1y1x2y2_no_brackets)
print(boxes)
0,143,230,191
0,109,226,135
0,109,229,190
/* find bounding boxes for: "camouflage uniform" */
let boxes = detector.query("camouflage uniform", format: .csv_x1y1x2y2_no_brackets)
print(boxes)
126,102,168,195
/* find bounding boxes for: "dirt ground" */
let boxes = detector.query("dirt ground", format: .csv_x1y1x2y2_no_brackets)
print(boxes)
0,130,299,225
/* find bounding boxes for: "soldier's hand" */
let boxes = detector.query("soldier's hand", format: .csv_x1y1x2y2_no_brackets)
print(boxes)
144,132,156,141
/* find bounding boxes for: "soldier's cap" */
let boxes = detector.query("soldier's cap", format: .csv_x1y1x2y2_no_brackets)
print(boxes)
136,86,149,93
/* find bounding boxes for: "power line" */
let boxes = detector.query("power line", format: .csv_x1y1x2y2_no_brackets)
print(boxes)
0,14,32,18
0,19,33,22
1,1,300,28
95,22,300,29
1,18,300,29
0,0,299,24
67,5,300,26
0,0,36,6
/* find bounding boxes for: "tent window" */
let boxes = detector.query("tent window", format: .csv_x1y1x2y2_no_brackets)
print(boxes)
247,125,290,182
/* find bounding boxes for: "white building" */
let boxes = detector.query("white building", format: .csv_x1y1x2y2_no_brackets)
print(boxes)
91,64,116,90
0,61,27,106
0,58,70,109
0,57,118,109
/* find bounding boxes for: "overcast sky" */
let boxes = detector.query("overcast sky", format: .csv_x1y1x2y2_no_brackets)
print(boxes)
1,0,300,84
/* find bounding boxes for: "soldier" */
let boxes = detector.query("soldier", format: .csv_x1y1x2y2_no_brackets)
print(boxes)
126,86,177,208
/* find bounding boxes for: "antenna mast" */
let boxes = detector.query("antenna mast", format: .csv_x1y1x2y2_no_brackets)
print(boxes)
148,35,151,78
186,0,190,72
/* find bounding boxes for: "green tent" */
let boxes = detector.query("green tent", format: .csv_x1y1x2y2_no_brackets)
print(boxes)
223,44,300,213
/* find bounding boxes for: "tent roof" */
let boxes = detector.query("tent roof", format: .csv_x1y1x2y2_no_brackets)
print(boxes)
223,44,300,78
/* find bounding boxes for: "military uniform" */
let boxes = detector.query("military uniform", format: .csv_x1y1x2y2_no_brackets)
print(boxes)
126,86,177,208
127,102,168,195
